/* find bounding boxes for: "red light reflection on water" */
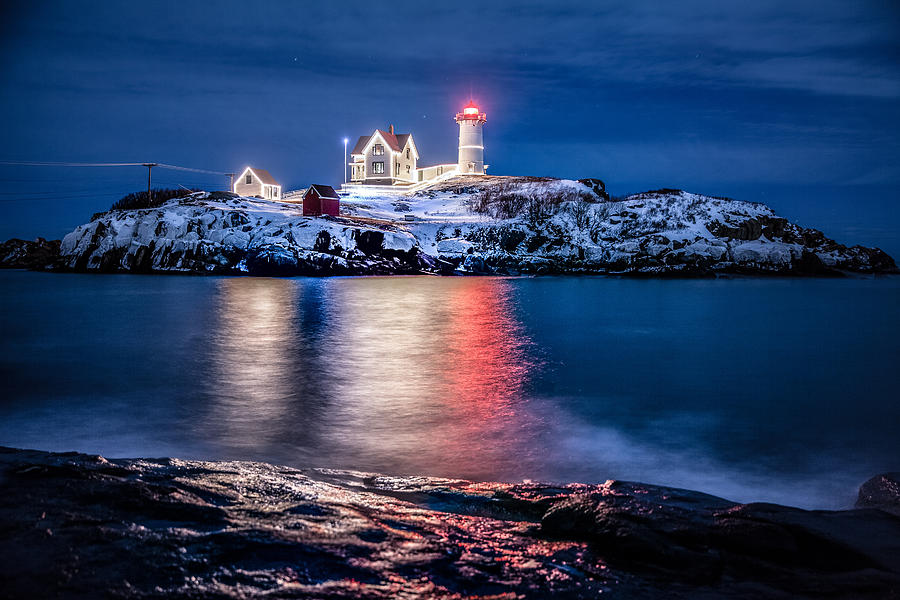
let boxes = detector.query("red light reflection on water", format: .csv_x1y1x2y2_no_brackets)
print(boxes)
441,277,534,422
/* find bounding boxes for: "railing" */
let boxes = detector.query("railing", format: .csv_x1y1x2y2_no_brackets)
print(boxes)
455,112,487,122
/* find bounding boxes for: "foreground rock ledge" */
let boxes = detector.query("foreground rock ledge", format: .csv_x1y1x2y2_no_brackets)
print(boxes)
0,448,898,599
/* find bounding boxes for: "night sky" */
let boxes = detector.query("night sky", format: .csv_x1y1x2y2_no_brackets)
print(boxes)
1,1,899,256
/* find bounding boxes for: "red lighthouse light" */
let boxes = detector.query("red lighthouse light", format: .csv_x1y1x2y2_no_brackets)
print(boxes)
455,100,486,122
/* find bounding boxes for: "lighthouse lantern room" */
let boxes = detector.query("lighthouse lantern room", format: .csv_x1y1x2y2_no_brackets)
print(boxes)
455,100,487,175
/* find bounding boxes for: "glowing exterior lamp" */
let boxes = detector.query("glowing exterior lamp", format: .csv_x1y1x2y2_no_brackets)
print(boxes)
343,137,349,184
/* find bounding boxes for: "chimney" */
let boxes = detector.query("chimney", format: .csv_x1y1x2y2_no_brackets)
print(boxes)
389,124,394,134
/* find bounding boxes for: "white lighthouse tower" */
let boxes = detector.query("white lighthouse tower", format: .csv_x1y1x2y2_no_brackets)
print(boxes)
455,100,487,174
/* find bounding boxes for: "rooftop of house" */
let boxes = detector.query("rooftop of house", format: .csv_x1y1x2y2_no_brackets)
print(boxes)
246,167,279,186
350,129,410,155
307,184,340,199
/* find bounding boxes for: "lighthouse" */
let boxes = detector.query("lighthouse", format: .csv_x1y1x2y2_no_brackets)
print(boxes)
455,100,487,174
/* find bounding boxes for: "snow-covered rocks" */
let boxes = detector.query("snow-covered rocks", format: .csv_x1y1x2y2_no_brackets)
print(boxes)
57,192,424,275
9,180,896,276
436,238,476,255
731,239,795,266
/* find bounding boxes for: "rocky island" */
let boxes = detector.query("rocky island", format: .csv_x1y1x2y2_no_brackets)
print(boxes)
1,176,896,276
0,447,898,599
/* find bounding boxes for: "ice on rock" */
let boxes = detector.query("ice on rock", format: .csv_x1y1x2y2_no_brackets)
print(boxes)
382,232,417,252
437,238,476,254
732,240,792,265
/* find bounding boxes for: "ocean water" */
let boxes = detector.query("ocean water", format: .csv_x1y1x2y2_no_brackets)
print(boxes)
1,270,898,509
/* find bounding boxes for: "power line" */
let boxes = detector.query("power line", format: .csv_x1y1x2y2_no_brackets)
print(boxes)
0,180,220,196
0,160,230,175
0,160,235,203
0,161,147,167
0,192,123,204
0,187,136,196
0,178,117,183
155,163,228,176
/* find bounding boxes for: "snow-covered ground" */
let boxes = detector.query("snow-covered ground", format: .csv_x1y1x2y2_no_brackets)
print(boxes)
340,175,582,223
341,176,593,255
49,176,896,276
58,192,420,274
344,177,839,271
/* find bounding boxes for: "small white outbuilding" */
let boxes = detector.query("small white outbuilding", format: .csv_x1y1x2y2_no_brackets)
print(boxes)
233,166,282,200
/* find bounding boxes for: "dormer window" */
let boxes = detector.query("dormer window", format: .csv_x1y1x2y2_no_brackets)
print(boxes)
373,144,384,156
245,174,252,184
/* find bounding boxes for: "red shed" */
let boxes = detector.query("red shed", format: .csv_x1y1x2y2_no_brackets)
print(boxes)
302,184,341,217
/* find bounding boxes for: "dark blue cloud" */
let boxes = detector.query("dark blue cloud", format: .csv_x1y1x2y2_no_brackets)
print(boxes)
1,0,898,254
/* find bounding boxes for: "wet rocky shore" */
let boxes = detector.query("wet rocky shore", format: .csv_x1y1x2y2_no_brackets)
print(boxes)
0,447,898,599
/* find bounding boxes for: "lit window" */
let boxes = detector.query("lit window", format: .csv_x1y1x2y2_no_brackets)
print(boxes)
395,162,400,176
373,144,384,156
245,174,252,184
373,161,384,174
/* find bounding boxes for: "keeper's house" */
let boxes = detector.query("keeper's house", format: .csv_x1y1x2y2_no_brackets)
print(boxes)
348,125,420,186
302,184,341,217
234,166,282,200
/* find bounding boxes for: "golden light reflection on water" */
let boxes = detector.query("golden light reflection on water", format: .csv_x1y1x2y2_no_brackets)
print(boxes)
200,276,540,479
200,278,305,455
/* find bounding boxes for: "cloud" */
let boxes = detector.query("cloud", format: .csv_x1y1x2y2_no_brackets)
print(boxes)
731,55,900,98
7,0,899,100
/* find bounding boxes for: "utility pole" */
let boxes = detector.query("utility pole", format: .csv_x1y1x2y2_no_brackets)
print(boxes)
142,163,157,200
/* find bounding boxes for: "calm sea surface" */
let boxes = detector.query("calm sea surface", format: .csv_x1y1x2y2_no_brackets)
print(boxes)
1,270,898,509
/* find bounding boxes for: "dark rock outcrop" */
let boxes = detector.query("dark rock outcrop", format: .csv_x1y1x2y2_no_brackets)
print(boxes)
857,473,900,516
707,218,763,241
0,447,898,599
541,480,900,594
577,178,610,201
0,238,61,270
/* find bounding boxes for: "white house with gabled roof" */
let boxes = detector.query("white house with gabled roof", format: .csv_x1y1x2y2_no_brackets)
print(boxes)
349,125,420,185
234,166,282,200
